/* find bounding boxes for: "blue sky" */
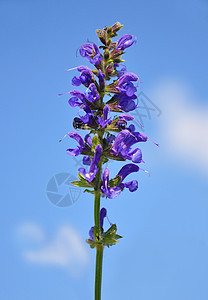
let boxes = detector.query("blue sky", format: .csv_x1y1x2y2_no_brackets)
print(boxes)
1,0,208,299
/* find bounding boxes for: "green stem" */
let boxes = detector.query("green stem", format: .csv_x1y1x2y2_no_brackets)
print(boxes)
95,245,104,300
94,152,104,300
94,189,101,228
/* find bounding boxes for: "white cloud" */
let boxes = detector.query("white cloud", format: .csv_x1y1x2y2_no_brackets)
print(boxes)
152,79,208,175
18,223,90,277
16,222,45,243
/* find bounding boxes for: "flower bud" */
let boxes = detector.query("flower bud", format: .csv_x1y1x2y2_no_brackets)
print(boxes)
106,26,112,35
96,29,107,45
110,50,123,59
113,58,125,64
73,117,98,130
104,49,110,60
111,22,124,37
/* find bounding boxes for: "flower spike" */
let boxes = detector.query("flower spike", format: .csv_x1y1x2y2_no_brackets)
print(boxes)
60,22,155,300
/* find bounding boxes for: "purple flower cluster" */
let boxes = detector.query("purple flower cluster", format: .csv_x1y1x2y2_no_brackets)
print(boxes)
60,22,154,246
61,23,149,199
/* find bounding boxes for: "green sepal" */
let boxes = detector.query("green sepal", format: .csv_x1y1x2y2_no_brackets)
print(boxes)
114,59,125,64
105,87,120,94
102,224,122,246
103,224,117,237
106,116,126,132
86,223,122,248
102,157,109,164
108,175,121,188
84,189,95,194
114,234,123,240
78,172,88,182
105,80,120,94
92,135,100,151
109,116,120,125
103,151,125,161
106,97,119,105
102,237,119,245
71,171,93,188
104,49,110,60
86,239,96,248
71,180,92,188
110,50,123,59
93,226,102,242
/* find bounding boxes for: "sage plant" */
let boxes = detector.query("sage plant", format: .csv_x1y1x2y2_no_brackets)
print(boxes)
60,22,151,300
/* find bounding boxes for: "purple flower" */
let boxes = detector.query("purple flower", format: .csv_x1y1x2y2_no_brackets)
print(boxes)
80,43,102,66
79,105,93,125
117,72,138,88
111,129,147,163
114,64,127,77
110,73,139,112
72,66,94,87
119,114,134,121
80,43,93,57
91,43,102,65
115,119,127,130
116,34,136,50
77,65,94,74
79,144,102,182
116,93,137,112
97,105,112,128
83,156,91,165
66,132,86,156
101,168,121,199
89,207,107,239
85,83,100,103
115,114,134,130
68,90,86,107
98,69,105,89
127,124,136,132
117,164,139,192
118,82,137,97
84,134,93,147
101,164,139,199
106,134,116,145
72,76,81,86
117,66,127,77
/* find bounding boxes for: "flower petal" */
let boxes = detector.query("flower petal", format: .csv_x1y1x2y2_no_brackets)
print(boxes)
117,163,139,181
67,132,85,148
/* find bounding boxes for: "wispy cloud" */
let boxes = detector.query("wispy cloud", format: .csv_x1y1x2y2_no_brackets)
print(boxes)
17,223,90,276
16,222,45,243
152,79,208,175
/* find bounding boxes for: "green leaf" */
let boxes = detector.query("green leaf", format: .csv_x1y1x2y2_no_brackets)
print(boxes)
109,175,121,188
